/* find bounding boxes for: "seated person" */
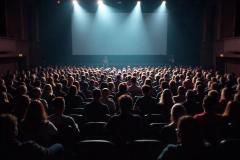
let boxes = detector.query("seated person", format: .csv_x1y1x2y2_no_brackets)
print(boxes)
158,116,213,160
159,103,186,145
134,85,158,115
84,89,109,122
0,114,63,160
106,95,143,144
20,100,58,147
49,97,80,137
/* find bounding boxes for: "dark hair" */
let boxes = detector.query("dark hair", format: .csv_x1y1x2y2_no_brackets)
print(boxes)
93,89,102,100
24,100,48,126
223,101,240,124
142,85,151,95
0,114,18,143
52,97,65,113
171,103,186,123
203,95,216,112
118,95,133,113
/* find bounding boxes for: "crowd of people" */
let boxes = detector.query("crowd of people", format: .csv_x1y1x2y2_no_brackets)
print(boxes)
0,66,240,160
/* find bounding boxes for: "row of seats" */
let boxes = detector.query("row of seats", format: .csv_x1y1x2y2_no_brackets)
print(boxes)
67,113,167,140
69,138,240,160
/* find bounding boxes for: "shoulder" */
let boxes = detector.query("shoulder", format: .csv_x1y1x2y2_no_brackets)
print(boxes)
158,144,180,160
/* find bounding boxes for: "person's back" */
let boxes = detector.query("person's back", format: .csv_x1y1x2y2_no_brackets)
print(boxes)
101,88,116,115
158,116,213,160
134,85,158,115
49,97,80,134
183,90,203,116
0,114,63,160
194,96,225,144
65,85,83,109
159,104,186,145
134,96,158,115
106,95,143,144
20,100,58,147
128,77,142,98
84,89,109,122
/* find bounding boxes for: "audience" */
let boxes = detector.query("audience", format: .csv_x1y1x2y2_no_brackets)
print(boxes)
0,66,239,159
0,114,63,160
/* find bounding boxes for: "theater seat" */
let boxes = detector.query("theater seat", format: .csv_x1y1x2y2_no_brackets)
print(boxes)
68,114,86,129
81,122,107,139
218,139,240,160
144,114,166,124
65,107,85,115
145,123,167,139
75,140,115,160
127,139,164,160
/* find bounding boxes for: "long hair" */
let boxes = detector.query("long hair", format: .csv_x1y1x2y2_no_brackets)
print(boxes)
23,100,48,128
160,89,173,107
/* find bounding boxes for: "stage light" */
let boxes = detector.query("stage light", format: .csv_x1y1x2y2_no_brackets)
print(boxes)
98,0,104,5
72,0,78,5
162,0,166,5
137,1,141,5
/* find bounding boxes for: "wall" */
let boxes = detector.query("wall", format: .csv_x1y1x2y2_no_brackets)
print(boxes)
202,0,240,74
0,0,40,73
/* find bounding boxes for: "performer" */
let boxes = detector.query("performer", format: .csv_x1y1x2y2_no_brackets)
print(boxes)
102,56,109,68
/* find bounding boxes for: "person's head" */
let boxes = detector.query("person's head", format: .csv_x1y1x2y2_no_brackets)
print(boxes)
52,97,65,114
43,84,53,95
69,85,77,96
170,103,186,123
102,88,110,98
141,85,151,96
0,114,18,143
177,86,185,96
118,82,127,93
160,89,173,105
144,79,152,87
208,90,220,102
55,83,63,91
177,116,203,145
16,85,27,96
92,89,102,101
73,81,80,92
186,90,195,102
202,95,216,113
32,87,42,99
24,100,48,125
100,82,108,90
223,101,240,124
118,95,133,114
0,92,9,103
160,81,169,91
220,87,232,101
14,95,30,121
108,82,115,92
234,93,240,102
131,76,137,85
196,84,204,94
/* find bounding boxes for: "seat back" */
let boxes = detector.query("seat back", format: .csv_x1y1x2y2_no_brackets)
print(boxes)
128,139,164,160
81,122,107,139
75,140,115,160
218,139,240,160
